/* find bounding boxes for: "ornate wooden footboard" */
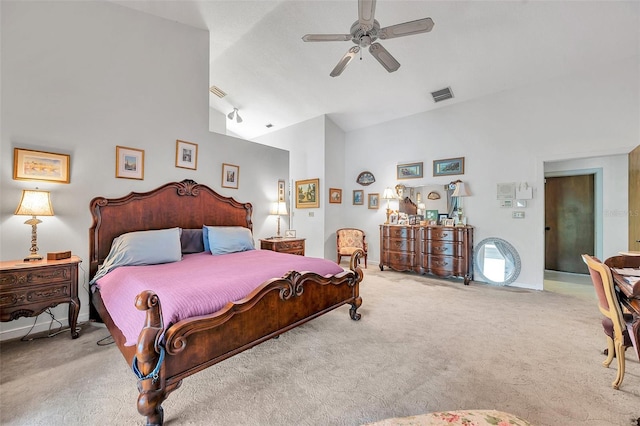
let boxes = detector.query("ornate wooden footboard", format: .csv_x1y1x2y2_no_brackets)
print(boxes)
89,180,364,425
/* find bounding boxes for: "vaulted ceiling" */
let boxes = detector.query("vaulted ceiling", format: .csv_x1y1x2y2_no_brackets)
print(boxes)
111,1,639,140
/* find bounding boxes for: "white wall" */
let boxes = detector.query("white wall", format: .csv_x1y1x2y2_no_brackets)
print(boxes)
0,1,288,341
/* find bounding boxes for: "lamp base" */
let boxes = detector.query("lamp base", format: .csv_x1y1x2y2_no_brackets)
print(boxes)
24,253,43,262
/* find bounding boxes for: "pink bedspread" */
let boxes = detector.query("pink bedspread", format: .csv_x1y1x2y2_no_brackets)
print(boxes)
94,250,345,346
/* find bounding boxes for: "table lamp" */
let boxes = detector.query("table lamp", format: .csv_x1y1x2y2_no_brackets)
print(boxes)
382,187,395,224
270,201,288,237
452,181,471,225
14,189,54,261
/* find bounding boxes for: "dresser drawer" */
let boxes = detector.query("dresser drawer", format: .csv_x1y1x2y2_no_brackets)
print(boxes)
387,253,416,270
0,265,72,289
423,255,462,277
381,226,415,239
423,241,463,257
0,282,71,310
276,240,304,252
383,238,416,253
424,227,456,242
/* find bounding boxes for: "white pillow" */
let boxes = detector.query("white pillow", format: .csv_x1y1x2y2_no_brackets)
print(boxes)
91,227,182,283
204,226,254,255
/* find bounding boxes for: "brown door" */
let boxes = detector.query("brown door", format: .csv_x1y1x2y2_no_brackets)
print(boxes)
630,145,640,251
545,174,595,273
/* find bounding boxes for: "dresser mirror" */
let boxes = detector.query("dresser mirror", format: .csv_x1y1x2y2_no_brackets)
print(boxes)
397,184,448,215
474,238,521,285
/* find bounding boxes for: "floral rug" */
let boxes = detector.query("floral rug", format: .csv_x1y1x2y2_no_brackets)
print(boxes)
364,409,532,426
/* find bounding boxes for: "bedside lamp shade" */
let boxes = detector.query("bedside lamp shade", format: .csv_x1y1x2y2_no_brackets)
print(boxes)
15,189,54,261
269,201,288,238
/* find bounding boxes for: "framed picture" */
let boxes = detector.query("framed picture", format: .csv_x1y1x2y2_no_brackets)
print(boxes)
425,210,439,221
433,157,464,176
356,171,375,186
278,180,286,202
353,190,364,205
438,213,449,224
284,230,296,238
397,162,423,179
329,188,342,204
443,218,456,227
221,163,239,189
295,178,319,208
13,148,70,184
116,146,144,180
389,213,398,224
175,140,198,170
368,193,379,209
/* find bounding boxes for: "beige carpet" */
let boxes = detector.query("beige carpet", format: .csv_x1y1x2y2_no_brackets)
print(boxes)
1,268,639,426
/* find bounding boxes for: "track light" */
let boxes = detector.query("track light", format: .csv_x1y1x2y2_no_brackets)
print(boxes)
227,108,243,123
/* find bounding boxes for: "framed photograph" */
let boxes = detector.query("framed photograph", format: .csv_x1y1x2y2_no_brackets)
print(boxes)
329,188,342,204
221,163,239,189
433,157,464,176
175,140,198,170
278,180,286,202
397,162,424,179
389,213,398,224
353,190,364,205
13,148,70,184
425,210,439,221
368,193,379,209
438,213,449,224
443,218,456,227
296,178,319,208
116,146,144,180
284,230,296,238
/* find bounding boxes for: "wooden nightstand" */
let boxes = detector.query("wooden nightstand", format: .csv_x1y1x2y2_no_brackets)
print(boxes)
0,256,82,339
260,238,305,256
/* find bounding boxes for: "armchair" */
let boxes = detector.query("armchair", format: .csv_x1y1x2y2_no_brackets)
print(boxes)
337,228,367,268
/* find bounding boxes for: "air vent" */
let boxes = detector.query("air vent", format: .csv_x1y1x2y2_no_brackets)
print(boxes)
209,85,227,98
431,87,453,103
265,124,273,128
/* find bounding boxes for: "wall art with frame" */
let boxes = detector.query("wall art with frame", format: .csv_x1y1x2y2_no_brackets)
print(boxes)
116,146,144,180
397,162,424,179
368,193,379,209
278,180,286,202
433,157,464,176
221,163,239,189
353,190,364,205
329,188,342,204
13,148,70,184
295,178,319,208
175,140,198,170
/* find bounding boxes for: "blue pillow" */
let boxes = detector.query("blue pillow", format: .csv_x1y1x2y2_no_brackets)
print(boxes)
204,226,254,255
90,227,182,283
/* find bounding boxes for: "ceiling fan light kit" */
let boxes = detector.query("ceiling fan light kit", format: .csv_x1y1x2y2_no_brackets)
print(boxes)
302,0,434,77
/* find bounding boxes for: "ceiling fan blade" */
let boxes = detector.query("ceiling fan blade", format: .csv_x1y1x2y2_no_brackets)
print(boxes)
358,0,376,31
330,46,360,77
378,17,434,40
302,34,352,42
369,42,400,73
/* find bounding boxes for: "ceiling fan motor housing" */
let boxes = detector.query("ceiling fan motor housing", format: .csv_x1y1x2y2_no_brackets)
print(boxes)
350,20,380,46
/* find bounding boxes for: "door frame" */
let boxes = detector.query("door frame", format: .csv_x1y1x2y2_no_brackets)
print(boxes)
544,167,603,265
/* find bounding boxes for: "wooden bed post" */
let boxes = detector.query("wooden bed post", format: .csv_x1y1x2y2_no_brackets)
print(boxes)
349,249,364,321
134,291,167,426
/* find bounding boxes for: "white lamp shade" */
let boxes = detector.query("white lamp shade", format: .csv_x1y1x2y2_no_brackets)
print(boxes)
15,190,54,216
452,182,471,197
270,201,288,215
382,187,395,200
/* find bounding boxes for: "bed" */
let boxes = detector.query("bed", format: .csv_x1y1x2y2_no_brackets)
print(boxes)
89,179,364,425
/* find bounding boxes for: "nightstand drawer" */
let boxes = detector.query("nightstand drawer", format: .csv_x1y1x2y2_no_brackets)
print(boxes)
0,282,71,309
0,265,72,288
260,238,306,256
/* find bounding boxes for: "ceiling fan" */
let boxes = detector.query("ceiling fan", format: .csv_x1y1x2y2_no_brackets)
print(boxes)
302,0,434,77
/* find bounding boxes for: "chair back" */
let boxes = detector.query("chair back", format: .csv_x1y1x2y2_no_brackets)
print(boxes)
582,254,626,341
337,228,366,249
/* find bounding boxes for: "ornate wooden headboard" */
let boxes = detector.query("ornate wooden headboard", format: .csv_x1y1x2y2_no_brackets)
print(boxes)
88,180,253,279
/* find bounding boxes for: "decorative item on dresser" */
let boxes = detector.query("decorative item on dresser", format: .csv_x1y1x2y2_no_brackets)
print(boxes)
0,256,82,338
260,237,305,256
379,224,474,285
14,189,55,261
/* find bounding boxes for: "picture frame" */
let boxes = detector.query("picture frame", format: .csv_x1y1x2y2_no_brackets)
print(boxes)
278,180,286,202
356,171,375,186
175,140,198,170
295,178,319,208
438,213,449,224
116,146,144,180
397,162,424,179
389,213,398,224
353,190,364,205
13,148,70,184
329,188,342,204
433,157,464,176
368,193,379,209
425,210,439,221
443,218,456,227
221,163,239,189
284,230,296,238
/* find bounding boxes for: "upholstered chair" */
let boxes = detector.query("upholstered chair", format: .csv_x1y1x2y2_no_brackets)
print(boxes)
336,228,367,268
582,254,636,389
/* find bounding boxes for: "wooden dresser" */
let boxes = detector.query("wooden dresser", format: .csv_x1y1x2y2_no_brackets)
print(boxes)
379,225,474,284
0,256,82,338
260,237,305,256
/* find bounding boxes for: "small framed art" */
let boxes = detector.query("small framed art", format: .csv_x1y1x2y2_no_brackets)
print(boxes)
368,193,379,209
433,157,464,176
353,190,364,205
425,210,439,221
397,162,424,179
116,146,144,180
438,213,449,224
284,230,296,238
278,180,286,202
221,163,239,189
296,178,319,208
13,148,70,184
175,140,198,170
329,188,342,204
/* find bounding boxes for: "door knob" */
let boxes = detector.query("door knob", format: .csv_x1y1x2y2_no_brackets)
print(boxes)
545,227,551,231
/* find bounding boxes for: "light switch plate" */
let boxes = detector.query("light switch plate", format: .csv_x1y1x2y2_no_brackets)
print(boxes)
512,211,525,219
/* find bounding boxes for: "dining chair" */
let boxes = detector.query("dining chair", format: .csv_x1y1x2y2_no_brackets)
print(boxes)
582,254,636,389
336,228,367,268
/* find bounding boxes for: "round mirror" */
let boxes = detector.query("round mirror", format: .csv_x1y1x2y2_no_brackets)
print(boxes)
474,238,521,286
